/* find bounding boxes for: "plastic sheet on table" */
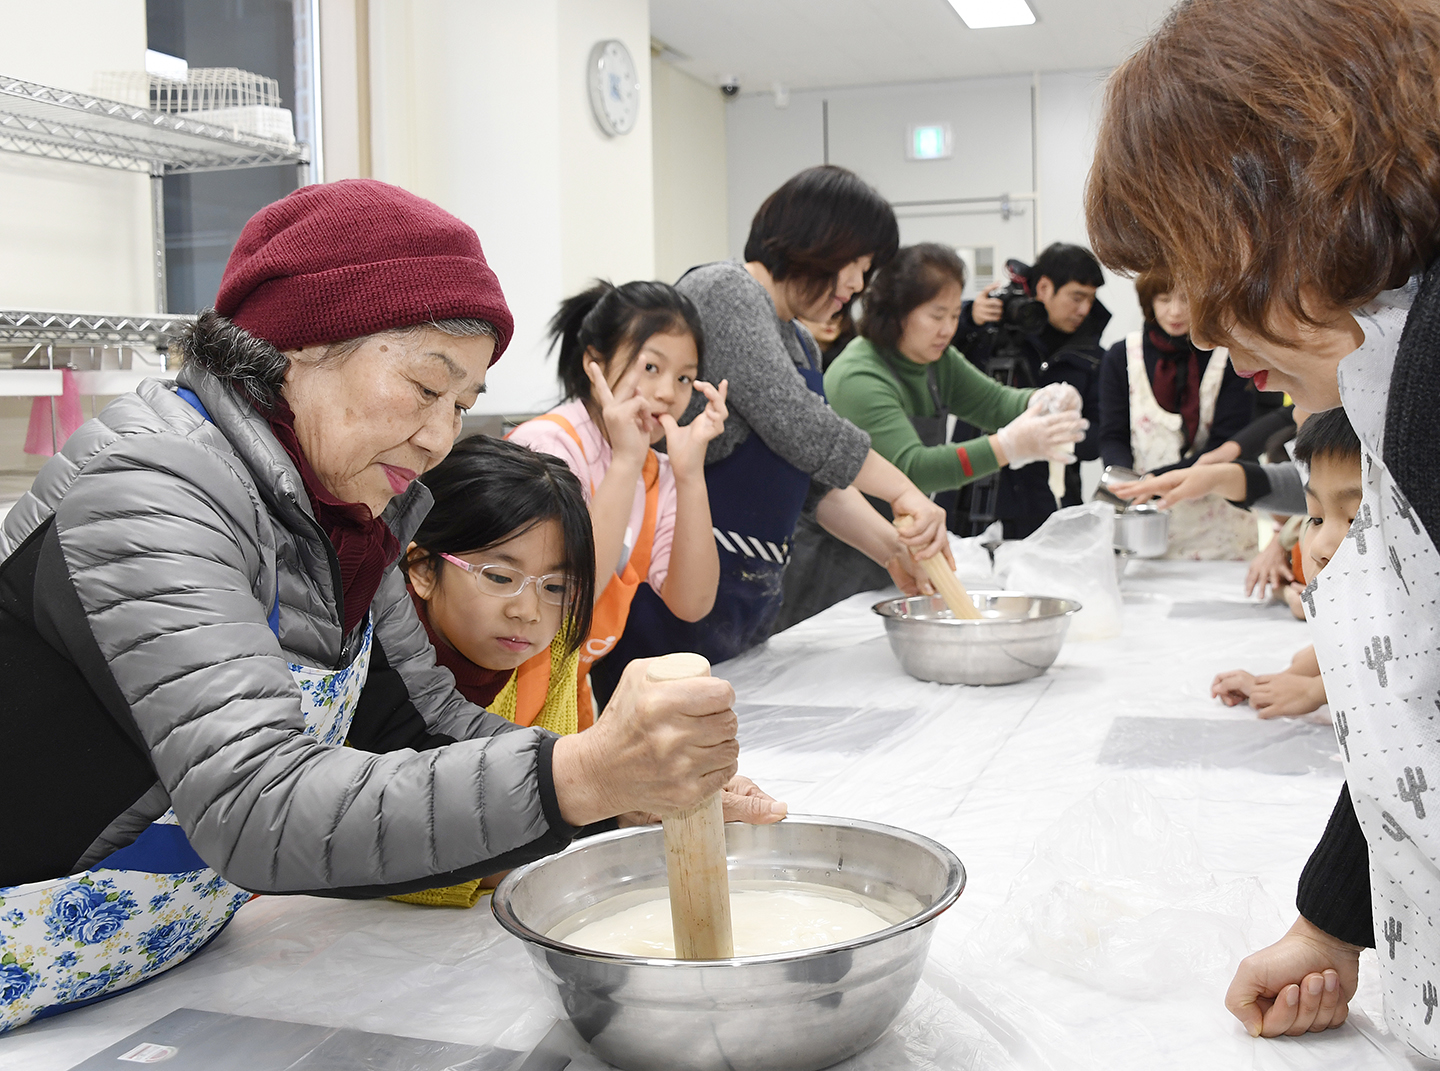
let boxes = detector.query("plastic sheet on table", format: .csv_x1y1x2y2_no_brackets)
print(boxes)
65,1007,519,1070
962,779,1282,1001
1098,716,1343,777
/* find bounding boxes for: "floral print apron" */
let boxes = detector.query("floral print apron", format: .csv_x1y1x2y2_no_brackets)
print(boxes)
1125,331,1257,560
1303,295,1440,1058
0,620,373,1033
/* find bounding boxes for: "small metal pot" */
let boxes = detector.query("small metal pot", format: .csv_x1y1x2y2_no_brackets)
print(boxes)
1094,464,1142,508
1113,503,1170,558
493,817,966,1071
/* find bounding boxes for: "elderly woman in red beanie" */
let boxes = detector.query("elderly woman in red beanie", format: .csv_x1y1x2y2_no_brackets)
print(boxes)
0,180,766,1031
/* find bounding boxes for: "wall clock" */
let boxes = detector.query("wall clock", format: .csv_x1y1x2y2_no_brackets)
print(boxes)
588,39,640,137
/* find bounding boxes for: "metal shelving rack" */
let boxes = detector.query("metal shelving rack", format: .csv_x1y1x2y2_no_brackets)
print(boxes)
0,73,310,369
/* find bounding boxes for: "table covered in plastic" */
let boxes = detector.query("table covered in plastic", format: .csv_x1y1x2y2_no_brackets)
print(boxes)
2,561,1424,1070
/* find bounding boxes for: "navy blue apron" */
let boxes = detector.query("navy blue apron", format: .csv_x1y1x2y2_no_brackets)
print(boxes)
590,332,825,706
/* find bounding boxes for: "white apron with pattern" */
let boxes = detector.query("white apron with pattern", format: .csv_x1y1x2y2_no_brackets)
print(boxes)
1303,295,1440,1058
0,620,374,1033
1126,331,1257,560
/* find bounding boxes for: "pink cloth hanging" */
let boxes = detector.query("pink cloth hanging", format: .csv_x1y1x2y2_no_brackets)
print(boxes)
23,368,84,456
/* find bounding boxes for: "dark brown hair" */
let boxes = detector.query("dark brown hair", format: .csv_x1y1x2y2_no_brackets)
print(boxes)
1085,0,1440,347
744,165,899,308
547,280,705,402
1134,269,1172,324
858,243,967,349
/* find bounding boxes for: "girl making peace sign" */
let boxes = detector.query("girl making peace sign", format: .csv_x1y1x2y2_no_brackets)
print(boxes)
509,281,728,714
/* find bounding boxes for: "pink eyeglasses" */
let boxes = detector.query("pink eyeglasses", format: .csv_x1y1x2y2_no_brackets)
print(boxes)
439,553,572,605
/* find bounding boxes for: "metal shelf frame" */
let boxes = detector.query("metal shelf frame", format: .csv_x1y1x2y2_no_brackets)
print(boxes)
0,72,311,318
0,75,310,175
0,310,194,350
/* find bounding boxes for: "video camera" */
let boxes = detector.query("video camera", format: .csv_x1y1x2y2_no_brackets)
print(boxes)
987,259,1048,334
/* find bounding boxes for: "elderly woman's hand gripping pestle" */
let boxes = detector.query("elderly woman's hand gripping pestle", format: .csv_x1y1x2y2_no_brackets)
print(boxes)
557,652,740,959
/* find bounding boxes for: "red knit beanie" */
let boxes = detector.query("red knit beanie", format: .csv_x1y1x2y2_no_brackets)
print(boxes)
215,179,513,362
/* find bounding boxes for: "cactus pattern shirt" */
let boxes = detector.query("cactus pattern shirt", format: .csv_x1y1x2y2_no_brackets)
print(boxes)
1303,284,1440,1058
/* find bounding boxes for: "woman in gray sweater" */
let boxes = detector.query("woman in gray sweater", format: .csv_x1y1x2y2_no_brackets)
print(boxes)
592,167,948,700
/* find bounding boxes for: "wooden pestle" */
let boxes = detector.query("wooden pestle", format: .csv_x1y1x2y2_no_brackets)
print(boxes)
647,652,735,960
894,515,984,620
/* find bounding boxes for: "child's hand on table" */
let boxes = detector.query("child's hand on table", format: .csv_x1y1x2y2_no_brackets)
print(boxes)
1226,914,1360,1037
1211,669,1257,706
1212,667,1327,717
616,774,788,828
1248,672,1327,718
1244,537,1294,599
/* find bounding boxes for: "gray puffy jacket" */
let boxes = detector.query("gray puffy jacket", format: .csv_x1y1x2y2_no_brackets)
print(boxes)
0,364,573,894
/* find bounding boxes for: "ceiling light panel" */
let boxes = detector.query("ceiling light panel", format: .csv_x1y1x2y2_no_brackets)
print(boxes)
946,0,1036,29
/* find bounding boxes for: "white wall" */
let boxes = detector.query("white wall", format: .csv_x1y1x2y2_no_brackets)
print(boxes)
0,1,152,314
723,69,1142,348
651,57,728,285
557,0,654,296
318,0,364,182
364,0,652,415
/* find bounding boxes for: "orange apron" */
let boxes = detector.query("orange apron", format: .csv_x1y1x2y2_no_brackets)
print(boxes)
507,412,660,723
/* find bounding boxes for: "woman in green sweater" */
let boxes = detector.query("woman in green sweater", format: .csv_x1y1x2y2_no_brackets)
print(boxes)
775,243,1087,629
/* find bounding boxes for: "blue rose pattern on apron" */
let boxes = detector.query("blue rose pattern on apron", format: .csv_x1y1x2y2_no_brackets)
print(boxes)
594,327,825,686
1304,295,1440,1058
0,621,374,1032
0,384,378,1033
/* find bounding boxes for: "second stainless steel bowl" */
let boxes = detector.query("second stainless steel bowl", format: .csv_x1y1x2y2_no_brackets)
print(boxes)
872,591,1081,685
492,817,966,1071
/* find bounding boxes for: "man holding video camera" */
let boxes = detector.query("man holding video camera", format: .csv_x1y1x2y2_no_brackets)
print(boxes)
950,242,1109,537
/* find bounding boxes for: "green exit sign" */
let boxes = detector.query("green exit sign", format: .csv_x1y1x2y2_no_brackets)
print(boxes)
907,123,953,161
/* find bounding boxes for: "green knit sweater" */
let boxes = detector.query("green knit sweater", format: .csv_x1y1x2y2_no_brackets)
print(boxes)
824,337,1033,494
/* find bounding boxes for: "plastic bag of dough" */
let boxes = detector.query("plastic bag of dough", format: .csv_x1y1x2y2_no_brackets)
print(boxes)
992,502,1121,640
948,522,1001,588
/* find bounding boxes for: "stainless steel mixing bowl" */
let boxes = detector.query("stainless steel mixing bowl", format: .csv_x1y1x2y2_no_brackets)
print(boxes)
492,816,965,1071
872,591,1081,685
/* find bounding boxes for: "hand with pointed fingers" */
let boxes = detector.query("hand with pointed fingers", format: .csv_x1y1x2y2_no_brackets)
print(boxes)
659,379,728,479
587,359,653,464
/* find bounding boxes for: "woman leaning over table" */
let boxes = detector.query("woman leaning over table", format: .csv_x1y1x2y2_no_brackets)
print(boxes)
1086,0,1440,1054
776,243,1086,628
0,180,768,1031
590,166,949,700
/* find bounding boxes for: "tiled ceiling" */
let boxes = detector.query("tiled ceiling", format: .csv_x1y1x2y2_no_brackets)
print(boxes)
649,0,1180,91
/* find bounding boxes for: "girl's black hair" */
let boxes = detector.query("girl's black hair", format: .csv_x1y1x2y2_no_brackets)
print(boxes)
406,435,595,654
858,243,968,349
744,165,900,308
1293,407,1362,466
548,280,706,401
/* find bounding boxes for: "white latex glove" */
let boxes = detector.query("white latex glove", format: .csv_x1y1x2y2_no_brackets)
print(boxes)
995,409,1088,469
1027,382,1083,415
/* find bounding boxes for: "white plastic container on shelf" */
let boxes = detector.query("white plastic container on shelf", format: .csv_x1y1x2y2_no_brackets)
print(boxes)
92,66,295,144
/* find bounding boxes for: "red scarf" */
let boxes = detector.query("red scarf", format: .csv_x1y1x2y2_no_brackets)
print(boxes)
262,396,400,635
1148,327,1202,447
406,585,512,707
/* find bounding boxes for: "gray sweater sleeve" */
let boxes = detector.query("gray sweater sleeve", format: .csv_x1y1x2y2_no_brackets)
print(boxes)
678,262,871,488
1253,461,1307,515
50,432,562,895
